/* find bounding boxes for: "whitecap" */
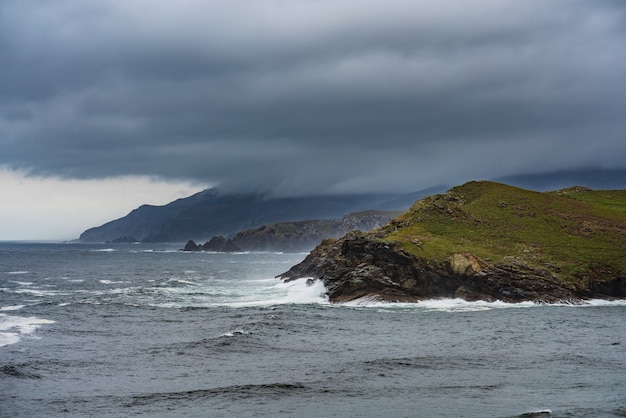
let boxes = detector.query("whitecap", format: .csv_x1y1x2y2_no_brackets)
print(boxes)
91,248,116,252
9,281,34,286
0,305,25,311
11,288,58,297
220,330,250,337
6,271,29,275
0,313,55,347
578,299,626,307
225,278,329,308
343,297,538,312
99,279,125,284
341,297,626,312
151,277,329,309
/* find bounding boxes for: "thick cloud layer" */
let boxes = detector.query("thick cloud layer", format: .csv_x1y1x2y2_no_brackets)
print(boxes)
2,0,625,195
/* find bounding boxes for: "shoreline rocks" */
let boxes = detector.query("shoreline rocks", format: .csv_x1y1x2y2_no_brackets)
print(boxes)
278,231,625,303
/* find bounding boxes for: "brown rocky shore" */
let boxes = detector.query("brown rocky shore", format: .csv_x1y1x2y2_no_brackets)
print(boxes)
278,182,626,303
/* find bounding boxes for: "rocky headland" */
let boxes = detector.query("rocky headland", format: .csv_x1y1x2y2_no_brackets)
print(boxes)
183,210,400,253
279,182,626,303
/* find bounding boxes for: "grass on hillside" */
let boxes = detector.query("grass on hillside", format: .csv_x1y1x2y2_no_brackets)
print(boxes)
380,181,626,284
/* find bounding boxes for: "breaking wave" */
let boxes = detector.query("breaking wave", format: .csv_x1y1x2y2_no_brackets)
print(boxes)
342,297,626,312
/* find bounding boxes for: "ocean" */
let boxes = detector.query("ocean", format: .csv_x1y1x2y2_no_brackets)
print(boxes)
1,242,625,417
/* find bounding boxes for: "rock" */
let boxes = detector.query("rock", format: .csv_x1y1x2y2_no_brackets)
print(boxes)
279,233,591,303
221,240,242,252
200,236,242,252
448,253,487,276
202,236,229,251
279,181,626,303
183,240,201,251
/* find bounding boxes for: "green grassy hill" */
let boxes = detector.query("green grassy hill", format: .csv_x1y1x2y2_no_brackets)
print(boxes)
379,181,626,287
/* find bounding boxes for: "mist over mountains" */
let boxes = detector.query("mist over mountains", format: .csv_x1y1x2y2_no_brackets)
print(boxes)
78,169,626,244
78,188,435,243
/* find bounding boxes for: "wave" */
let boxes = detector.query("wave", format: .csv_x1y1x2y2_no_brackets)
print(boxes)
151,277,329,309
126,382,308,407
0,313,55,347
9,280,34,286
0,305,25,311
341,297,626,312
5,271,29,275
223,278,329,308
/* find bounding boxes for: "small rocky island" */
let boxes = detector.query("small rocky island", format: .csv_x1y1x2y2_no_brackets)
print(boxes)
279,181,626,303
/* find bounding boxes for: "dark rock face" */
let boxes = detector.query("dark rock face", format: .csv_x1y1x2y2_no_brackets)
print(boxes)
202,236,229,251
198,236,242,252
183,240,201,251
278,232,624,303
208,210,402,253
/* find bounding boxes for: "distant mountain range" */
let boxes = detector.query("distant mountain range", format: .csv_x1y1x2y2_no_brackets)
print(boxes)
79,187,443,243
78,168,626,244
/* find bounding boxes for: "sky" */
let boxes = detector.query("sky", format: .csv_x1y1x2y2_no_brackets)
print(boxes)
1,0,626,240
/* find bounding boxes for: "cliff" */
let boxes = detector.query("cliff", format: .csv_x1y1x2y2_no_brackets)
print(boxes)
279,181,626,303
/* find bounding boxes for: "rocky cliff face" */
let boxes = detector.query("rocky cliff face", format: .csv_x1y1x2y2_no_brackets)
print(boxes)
279,182,626,303
278,231,609,303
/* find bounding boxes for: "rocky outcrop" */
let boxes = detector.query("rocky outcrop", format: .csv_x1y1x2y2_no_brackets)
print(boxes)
279,232,625,304
183,237,242,252
183,240,201,251
187,210,402,253
279,181,626,303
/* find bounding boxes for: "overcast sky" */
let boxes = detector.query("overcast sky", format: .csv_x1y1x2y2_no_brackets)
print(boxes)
1,0,626,240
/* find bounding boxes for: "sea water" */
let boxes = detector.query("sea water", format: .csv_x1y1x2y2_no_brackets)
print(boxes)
1,242,625,417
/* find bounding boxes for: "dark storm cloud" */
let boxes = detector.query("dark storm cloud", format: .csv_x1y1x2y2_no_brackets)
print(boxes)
1,0,626,195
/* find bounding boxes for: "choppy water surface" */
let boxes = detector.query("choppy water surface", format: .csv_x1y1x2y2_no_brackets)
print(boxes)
1,242,625,417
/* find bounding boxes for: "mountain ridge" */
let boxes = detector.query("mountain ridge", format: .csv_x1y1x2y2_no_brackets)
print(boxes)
79,188,437,243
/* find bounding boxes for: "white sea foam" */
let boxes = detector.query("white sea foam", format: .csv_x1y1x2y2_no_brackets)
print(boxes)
6,271,29,275
0,305,25,311
577,298,626,307
10,280,34,286
153,277,329,309
227,277,329,308
166,278,196,285
342,297,626,311
220,329,250,337
92,248,116,252
99,279,125,284
0,313,55,347
11,288,58,297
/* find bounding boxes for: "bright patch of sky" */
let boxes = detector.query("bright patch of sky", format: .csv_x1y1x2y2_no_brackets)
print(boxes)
0,168,206,240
